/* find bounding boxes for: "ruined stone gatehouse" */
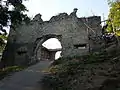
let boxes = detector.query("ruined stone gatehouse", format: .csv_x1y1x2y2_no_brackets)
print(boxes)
2,8,102,66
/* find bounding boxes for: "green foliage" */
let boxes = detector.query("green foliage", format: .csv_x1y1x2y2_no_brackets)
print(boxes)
0,35,7,40
0,35,7,52
0,0,30,27
107,0,115,6
0,0,30,46
107,1,120,36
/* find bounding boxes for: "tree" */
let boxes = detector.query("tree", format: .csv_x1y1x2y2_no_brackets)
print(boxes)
0,0,30,51
107,1,120,36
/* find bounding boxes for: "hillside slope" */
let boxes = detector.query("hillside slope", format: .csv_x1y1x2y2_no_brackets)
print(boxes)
42,47,120,90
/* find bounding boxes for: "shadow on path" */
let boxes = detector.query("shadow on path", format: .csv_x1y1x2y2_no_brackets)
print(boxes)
0,61,51,90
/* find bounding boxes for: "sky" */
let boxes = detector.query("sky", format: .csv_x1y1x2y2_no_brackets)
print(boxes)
42,38,62,49
23,0,109,21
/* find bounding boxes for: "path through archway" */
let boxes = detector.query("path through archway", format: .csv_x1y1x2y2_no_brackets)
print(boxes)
42,38,62,60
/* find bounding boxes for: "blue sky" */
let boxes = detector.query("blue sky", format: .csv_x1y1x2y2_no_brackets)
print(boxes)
23,0,109,21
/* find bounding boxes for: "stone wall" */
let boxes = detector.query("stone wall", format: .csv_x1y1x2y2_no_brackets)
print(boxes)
1,9,102,66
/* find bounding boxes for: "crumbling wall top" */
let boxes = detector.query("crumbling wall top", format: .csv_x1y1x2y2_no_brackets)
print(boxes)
70,8,78,17
49,8,78,22
32,13,43,23
49,13,68,22
31,8,101,25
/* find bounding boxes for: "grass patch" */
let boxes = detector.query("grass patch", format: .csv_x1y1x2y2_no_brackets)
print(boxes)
0,66,24,80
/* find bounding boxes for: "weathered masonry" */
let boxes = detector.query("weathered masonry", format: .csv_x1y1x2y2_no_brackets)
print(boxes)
2,8,102,66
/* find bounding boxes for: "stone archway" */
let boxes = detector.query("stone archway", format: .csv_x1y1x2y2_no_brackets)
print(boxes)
33,34,62,61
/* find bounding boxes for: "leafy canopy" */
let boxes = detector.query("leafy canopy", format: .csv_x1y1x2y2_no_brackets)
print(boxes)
0,0,30,51
107,0,120,36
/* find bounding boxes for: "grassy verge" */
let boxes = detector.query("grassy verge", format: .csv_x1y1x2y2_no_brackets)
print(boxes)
0,66,24,80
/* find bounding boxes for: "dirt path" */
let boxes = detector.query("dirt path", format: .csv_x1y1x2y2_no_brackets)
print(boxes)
0,61,51,90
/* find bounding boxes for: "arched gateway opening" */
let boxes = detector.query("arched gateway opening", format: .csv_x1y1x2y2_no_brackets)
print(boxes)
42,38,62,60
34,34,62,61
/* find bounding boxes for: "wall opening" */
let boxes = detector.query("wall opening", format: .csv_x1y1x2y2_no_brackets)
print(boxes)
42,38,62,60
55,51,62,60
74,44,87,49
